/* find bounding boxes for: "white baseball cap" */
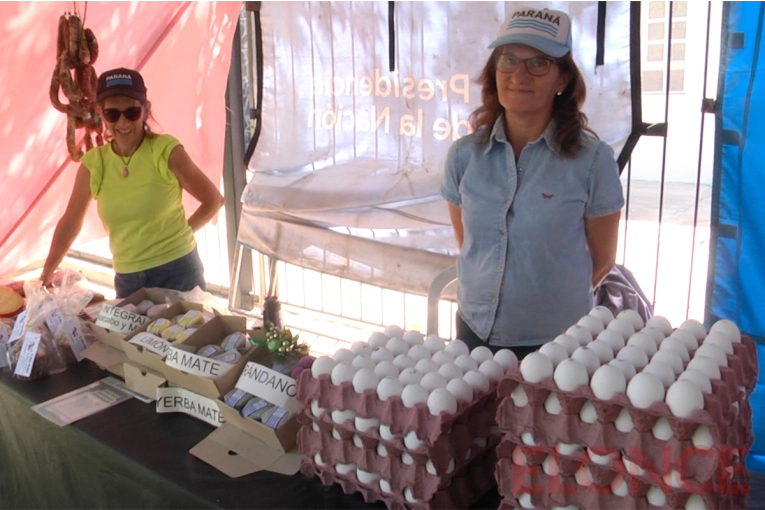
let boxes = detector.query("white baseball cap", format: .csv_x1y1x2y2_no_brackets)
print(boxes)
488,7,572,57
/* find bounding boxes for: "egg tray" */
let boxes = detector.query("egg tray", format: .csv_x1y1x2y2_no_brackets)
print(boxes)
496,438,748,497
496,457,749,510
297,370,499,447
301,446,498,510
298,420,500,499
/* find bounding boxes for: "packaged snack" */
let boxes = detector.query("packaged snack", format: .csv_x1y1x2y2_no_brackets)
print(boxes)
241,397,273,420
220,331,248,353
177,310,204,328
161,324,185,341
146,303,169,319
213,350,242,365
261,406,293,430
197,344,224,358
175,328,197,343
223,388,253,410
147,318,173,335
135,299,155,315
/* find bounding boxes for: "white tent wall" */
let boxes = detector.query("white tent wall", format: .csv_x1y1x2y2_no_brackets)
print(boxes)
238,2,635,300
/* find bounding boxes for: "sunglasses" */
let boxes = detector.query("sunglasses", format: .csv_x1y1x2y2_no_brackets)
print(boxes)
102,106,143,123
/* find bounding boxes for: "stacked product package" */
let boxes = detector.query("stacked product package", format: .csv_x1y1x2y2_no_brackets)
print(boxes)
297,326,518,508
494,307,756,509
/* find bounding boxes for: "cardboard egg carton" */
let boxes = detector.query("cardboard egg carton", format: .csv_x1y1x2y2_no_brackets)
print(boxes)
297,371,499,447
301,445,498,510
298,418,500,497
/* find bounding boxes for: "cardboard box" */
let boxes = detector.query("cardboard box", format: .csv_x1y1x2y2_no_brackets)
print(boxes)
81,341,128,378
124,362,167,401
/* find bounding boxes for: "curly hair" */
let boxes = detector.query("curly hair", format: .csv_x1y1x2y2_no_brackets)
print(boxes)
468,47,594,156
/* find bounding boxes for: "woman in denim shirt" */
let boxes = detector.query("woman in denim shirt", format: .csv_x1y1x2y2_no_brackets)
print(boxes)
441,7,624,358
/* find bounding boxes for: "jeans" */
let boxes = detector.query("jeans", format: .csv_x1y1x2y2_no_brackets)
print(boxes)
455,311,540,360
114,247,206,298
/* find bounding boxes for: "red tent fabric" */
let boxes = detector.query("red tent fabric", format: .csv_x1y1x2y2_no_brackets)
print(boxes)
0,1,241,277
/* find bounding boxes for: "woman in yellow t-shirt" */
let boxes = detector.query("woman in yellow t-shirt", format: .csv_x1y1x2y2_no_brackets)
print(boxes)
42,68,224,298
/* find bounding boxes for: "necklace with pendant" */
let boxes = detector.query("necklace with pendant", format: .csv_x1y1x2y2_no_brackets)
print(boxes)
113,141,140,178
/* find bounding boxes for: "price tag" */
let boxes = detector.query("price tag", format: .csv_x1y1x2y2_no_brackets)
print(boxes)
64,319,89,362
9,310,28,343
45,308,66,336
0,327,9,369
13,331,42,378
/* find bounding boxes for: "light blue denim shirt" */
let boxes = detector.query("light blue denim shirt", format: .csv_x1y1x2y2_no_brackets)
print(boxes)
441,116,624,347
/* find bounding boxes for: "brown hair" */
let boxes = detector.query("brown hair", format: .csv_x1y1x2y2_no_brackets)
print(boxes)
469,47,594,156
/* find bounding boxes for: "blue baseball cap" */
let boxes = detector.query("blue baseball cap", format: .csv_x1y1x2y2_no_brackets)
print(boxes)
489,7,572,58
96,68,147,103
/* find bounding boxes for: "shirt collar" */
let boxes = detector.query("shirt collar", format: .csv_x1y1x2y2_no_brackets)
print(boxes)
485,115,562,156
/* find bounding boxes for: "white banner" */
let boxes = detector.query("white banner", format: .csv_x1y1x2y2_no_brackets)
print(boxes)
129,332,172,358
237,362,299,413
165,347,235,379
96,304,149,334
156,387,224,427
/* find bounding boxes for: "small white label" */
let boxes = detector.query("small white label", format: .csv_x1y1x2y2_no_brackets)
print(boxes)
13,331,42,378
165,347,234,379
9,310,28,343
129,332,172,358
45,308,66,335
0,327,9,368
237,362,300,413
156,387,225,427
64,319,89,362
95,304,149,334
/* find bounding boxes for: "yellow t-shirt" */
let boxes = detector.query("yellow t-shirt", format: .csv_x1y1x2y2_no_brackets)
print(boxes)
81,134,196,274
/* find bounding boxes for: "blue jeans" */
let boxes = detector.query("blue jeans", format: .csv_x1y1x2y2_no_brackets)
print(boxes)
455,312,540,360
114,247,206,298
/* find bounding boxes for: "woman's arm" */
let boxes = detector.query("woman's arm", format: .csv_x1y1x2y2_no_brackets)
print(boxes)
167,145,225,232
585,211,621,288
447,202,464,250
41,165,93,284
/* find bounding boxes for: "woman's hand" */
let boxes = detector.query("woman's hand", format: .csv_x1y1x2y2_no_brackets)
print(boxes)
167,145,225,232
447,202,464,250
585,211,621,288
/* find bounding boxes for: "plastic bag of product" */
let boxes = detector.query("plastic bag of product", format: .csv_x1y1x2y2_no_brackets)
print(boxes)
0,318,14,370
45,272,97,364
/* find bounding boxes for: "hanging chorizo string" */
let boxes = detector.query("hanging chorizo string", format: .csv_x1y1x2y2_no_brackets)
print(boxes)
49,1,103,162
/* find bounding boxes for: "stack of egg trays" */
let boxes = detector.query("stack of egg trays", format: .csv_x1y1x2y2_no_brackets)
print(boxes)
493,336,757,509
296,371,501,508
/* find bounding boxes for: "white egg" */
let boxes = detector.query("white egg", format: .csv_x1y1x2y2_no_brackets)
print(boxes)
627,372,665,408
310,399,326,418
709,319,741,343
330,363,357,385
454,354,479,373
415,358,439,374
542,454,560,476
404,487,420,504
670,328,700,352
518,431,534,445
378,478,392,493
438,363,463,381
446,378,474,403
401,452,415,465
352,433,364,448
493,349,519,371
695,343,728,367
444,339,470,357
520,352,554,383
463,370,490,393
588,340,615,364
511,385,528,407
643,362,676,389
332,348,355,364
590,305,615,326
678,369,712,393
590,364,627,400
664,470,684,489
446,457,456,474
518,493,535,509
420,372,448,392
479,359,505,382
426,459,438,475
355,416,380,432
401,383,429,408
617,309,645,330
627,332,658,356
356,468,379,485
423,334,446,353
553,358,589,391
313,452,324,466
616,345,649,370
679,318,707,341
385,337,410,357
335,462,356,475
512,446,527,465
642,327,666,346
686,356,721,379
407,344,431,362
379,424,396,441
692,425,714,449
578,314,605,336
370,347,394,363
539,342,568,367
685,494,707,510
350,342,372,355
398,367,423,386
427,388,458,416
557,442,583,456
404,430,424,450
575,464,594,487
545,393,562,414
402,330,424,346
652,416,674,440
312,422,320,432
579,401,598,424
703,332,734,354
587,447,615,466
606,318,636,339
431,351,456,367
571,347,600,376
614,407,634,432
384,325,404,338
368,331,389,348
331,409,355,425
651,349,684,375
352,355,376,370
646,316,673,336
311,356,336,378
622,456,645,476
666,380,704,418
392,354,416,370
608,359,637,380
566,325,593,345
376,442,388,457
647,486,667,507
352,368,380,393
373,360,400,379
377,377,404,401
659,337,691,363
553,334,580,355
470,346,494,364
611,474,629,497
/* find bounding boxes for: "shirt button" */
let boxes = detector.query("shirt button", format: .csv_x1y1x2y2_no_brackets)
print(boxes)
496,263,502,270
491,298,497,303
499,229,506,235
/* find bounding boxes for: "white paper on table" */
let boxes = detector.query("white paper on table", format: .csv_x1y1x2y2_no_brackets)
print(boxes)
31,377,136,426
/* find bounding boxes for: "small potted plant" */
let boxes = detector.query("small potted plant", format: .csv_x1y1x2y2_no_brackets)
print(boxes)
257,321,314,378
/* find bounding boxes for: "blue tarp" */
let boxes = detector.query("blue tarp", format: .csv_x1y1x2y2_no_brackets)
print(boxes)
708,1,765,471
